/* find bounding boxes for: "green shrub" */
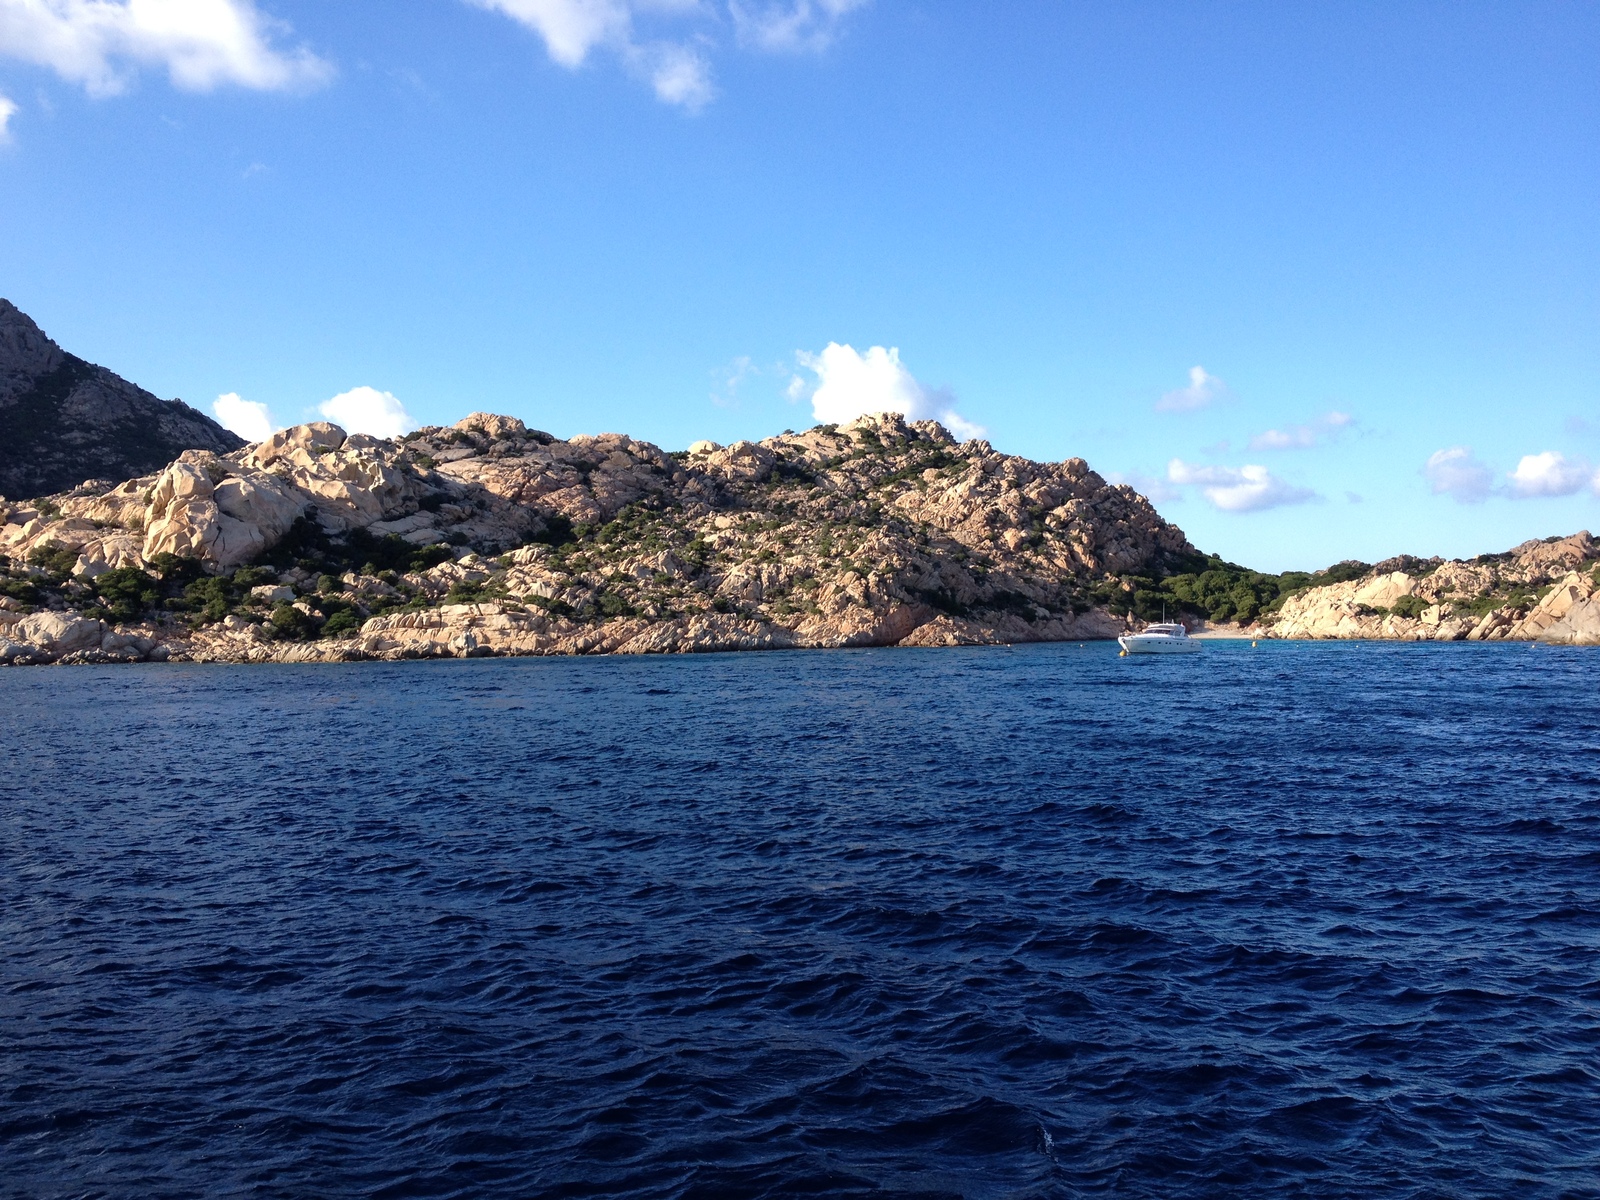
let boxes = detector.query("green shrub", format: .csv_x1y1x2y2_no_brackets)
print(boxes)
177,575,234,624
0,576,40,606
597,590,632,618
91,567,161,622
232,565,275,588
1391,594,1428,620
26,545,79,579
269,603,318,640
147,553,205,586
321,609,361,637
1320,561,1373,585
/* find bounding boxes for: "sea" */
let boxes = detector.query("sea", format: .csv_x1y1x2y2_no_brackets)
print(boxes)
3,641,1598,1199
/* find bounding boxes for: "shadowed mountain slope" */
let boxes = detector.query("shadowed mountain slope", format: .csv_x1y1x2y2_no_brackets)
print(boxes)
0,300,243,500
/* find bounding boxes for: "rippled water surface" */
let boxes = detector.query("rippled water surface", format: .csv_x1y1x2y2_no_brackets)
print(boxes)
4,641,1600,1199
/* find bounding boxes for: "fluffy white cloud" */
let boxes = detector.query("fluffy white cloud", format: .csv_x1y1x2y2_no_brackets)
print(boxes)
319,386,418,439
1156,365,1225,413
0,91,15,139
730,0,867,51
1422,446,1494,503
1507,450,1591,499
468,0,864,109
1248,411,1352,451
0,0,331,97
793,342,985,441
1166,459,1316,513
211,391,276,442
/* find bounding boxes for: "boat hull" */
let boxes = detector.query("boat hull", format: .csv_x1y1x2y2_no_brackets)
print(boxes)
1117,634,1203,654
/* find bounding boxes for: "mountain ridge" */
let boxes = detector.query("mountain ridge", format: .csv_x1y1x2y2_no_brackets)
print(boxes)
0,299,243,500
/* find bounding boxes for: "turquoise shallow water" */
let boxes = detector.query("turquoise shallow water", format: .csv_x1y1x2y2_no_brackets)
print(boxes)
2,641,1599,1198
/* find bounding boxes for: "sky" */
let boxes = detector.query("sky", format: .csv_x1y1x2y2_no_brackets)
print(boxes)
0,1,1597,572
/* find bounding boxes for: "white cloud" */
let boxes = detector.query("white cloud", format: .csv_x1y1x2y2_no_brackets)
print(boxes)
627,38,712,108
1156,365,1225,413
1167,459,1316,513
0,91,15,139
1423,446,1494,503
794,342,985,441
467,0,864,109
0,0,331,98
729,0,867,51
1507,450,1591,499
211,391,276,442
467,0,634,68
1248,410,1352,451
470,0,711,108
318,386,418,439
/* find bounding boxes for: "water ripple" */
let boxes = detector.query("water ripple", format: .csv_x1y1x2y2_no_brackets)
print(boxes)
3,641,1599,1197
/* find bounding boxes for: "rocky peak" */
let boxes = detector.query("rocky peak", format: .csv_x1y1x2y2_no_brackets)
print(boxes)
0,299,243,501
0,300,67,402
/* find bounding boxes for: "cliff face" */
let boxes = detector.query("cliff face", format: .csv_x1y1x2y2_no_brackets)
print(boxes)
1262,531,1600,644
0,300,243,500
0,410,1197,663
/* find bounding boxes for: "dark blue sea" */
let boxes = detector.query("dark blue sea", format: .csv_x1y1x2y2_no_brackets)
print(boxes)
3,641,1599,1199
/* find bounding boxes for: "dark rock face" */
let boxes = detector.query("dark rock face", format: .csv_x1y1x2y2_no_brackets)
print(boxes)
0,300,243,500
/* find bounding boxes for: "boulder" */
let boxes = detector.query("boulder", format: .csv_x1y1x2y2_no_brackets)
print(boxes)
1540,594,1600,645
1353,571,1416,609
142,454,306,569
11,611,105,660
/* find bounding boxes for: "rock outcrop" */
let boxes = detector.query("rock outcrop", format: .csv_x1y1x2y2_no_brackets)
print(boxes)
0,299,243,500
1263,532,1600,645
0,410,1197,663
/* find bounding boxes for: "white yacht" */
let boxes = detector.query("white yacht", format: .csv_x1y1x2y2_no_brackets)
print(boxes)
1118,622,1202,655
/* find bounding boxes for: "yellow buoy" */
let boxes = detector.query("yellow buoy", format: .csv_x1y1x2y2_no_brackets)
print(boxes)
1119,649,1127,657
1252,640,1258,647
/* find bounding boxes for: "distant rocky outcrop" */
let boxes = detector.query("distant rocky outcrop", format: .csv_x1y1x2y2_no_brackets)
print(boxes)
0,299,243,500
0,410,1194,663
1263,531,1600,644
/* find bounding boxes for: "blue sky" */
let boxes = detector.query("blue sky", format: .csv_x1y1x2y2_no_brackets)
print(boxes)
1,1,1596,572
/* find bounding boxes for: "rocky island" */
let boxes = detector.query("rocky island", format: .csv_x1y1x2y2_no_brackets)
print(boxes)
0,410,1200,664
1,298,1596,665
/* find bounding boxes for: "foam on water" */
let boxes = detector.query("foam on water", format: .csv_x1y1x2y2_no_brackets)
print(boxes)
3,641,1599,1198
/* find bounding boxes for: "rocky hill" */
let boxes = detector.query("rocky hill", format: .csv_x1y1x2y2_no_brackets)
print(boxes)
0,299,243,500
0,411,1197,663
1258,532,1600,645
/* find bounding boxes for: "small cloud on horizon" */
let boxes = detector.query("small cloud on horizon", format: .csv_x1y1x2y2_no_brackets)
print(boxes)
792,342,984,441
1167,458,1316,513
1423,446,1494,503
212,391,278,442
1424,445,1599,502
319,386,418,438
1156,365,1225,413
1248,411,1353,452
